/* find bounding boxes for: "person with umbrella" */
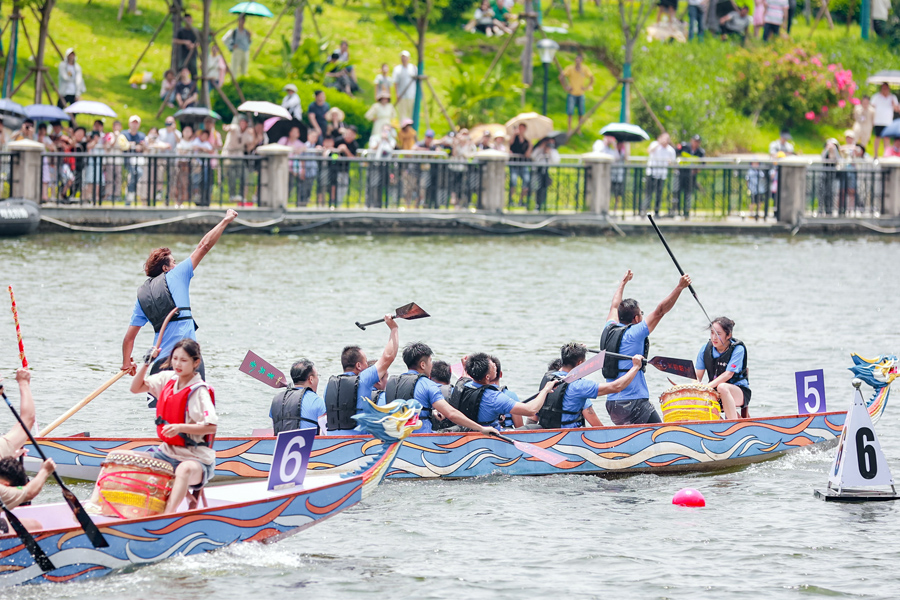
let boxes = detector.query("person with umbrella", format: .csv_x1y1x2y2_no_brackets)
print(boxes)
174,68,198,126
57,48,86,108
224,14,253,78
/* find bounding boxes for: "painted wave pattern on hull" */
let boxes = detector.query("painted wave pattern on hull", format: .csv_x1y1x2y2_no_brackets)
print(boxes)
0,478,363,587
29,413,846,482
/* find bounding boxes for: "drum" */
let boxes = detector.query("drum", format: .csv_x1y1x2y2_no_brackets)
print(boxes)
659,384,721,423
86,450,174,518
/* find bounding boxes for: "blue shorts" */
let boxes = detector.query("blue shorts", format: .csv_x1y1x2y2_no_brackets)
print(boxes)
566,94,586,116
149,446,215,491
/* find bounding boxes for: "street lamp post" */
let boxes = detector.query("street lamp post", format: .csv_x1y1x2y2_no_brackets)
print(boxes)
536,39,559,116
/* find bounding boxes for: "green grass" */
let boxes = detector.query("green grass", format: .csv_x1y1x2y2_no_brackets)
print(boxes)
1,0,895,155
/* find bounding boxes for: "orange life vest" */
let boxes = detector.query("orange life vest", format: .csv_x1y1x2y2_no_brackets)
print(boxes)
155,378,216,448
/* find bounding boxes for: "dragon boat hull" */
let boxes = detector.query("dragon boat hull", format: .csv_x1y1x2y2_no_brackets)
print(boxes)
26,412,846,482
1,438,404,588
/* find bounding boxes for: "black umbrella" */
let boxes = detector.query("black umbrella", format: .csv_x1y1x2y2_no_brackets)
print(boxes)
266,119,307,143
173,107,223,123
534,131,568,148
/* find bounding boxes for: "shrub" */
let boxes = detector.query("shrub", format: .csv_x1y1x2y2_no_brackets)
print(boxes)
727,42,858,129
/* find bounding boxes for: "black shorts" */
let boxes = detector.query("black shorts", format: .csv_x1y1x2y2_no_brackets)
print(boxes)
658,0,677,9
606,398,662,426
740,386,752,407
874,125,887,137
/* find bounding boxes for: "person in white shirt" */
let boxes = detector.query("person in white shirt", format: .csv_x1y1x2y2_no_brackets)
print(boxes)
281,84,304,121
392,51,418,123
762,0,789,41
643,133,676,216
57,48,86,107
871,83,899,158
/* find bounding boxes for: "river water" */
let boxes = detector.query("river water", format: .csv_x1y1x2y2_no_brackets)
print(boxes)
1,232,899,599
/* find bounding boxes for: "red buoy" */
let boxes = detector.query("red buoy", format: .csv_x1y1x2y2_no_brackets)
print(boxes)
672,487,706,507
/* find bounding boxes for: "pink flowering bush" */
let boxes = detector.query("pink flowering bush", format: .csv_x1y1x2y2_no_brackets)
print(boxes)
728,44,858,128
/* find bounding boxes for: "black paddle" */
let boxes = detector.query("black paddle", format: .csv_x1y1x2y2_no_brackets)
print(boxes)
0,391,109,548
0,487,55,571
355,302,430,330
239,350,289,389
647,214,713,324
587,349,697,380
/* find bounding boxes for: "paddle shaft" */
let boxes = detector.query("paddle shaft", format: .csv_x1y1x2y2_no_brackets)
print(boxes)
490,432,567,466
0,494,55,572
646,215,713,324
355,314,397,330
1,392,108,548
8,286,27,368
587,349,647,367
38,370,128,437
144,307,182,364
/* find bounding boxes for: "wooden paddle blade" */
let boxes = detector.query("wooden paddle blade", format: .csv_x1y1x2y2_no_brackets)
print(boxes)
648,356,698,379
563,351,606,383
492,433,569,466
1,507,55,571
394,302,430,321
239,351,289,388
59,484,108,548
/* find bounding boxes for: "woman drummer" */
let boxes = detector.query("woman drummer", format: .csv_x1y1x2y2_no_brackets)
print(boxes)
694,317,750,420
130,339,217,513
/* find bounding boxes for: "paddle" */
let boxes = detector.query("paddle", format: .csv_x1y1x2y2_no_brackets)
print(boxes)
0,494,55,572
38,371,128,437
355,302,430,331
647,214,713,324
489,432,569,467
0,391,108,548
239,350,289,388
587,349,697,380
519,350,608,403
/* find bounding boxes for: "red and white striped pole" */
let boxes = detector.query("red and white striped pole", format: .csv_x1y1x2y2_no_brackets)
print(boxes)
8,285,28,368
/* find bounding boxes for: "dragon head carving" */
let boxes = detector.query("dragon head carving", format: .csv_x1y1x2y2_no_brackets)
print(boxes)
353,398,423,442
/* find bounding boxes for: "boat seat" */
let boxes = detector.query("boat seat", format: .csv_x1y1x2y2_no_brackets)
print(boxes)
187,488,208,510
740,406,749,419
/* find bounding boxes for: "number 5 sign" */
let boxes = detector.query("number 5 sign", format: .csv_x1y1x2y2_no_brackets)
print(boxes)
267,428,316,491
795,369,827,414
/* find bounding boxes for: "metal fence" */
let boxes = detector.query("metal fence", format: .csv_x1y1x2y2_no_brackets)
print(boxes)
805,163,886,217
0,153,15,199
505,161,590,211
612,162,779,220
288,157,483,209
39,153,263,207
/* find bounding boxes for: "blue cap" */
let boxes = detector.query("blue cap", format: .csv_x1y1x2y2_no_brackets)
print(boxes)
426,129,435,137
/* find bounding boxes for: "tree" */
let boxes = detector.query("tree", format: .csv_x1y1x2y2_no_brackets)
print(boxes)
33,0,56,104
617,0,652,123
381,0,450,130
292,0,304,51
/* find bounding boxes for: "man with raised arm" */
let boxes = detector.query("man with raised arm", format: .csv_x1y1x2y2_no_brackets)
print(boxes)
323,316,399,435
0,369,38,460
599,270,692,425
121,209,238,402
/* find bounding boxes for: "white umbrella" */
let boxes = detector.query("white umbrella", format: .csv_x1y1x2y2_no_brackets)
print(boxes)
599,122,651,143
505,112,554,142
64,100,117,118
237,101,291,120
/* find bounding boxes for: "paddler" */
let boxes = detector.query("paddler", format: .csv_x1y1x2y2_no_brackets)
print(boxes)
323,316,398,435
0,369,37,460
433,352,558,432
269,359,327,434
130,339,217,513
489,356,520,429
121,208,238,405
535,343,643,429
600,270,692,425
694,317,750,420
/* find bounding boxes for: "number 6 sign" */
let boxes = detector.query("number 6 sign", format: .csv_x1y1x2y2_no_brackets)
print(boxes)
267,428,316,491
795,369,827,415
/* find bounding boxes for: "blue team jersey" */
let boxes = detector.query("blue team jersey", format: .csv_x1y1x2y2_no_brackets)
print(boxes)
605,320,650,401
551,370,596,428
465,382,518,429
695,343,749,387
130,259,196,359
409,372,446,433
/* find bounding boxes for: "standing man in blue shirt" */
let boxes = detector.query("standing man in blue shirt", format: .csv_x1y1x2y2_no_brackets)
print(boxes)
536,342,644,429
121,209,238,406
322,316,398,435
270,358,327,434
600,270,692,425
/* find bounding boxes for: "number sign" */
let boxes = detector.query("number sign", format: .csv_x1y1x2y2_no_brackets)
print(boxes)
267,428,316,491
795,369,827,414
828,387,894,490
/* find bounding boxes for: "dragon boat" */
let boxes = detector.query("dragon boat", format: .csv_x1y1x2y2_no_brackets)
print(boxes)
0,399,420,588
24,355,898,483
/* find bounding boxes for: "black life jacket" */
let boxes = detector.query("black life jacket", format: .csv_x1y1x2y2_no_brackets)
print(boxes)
702,340,749,386
432,377,471,431
600,322,649,379
371,389,383,405
438,384,452,401
385,372,430,419
453,383,500,426
136,273,197,333
324,374,359,431
536,372,582,429
270,387,320,435
498,385,514,429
